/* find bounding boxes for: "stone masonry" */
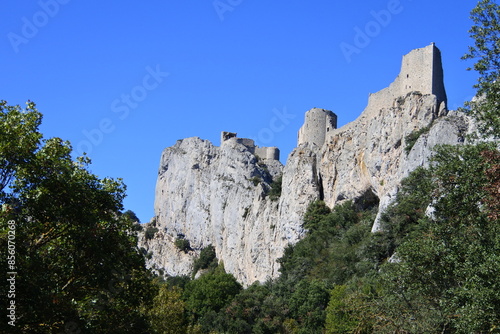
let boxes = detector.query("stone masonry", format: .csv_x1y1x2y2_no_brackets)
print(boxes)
366,43,447,114
221,131,280,161
297,108,338,147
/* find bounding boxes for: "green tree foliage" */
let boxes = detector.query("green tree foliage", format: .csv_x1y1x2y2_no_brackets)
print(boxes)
463,0,500,138
146,283,187,334
289,280,330,333
0,101,156,333
175,238,192,253
404,125,431,153
211,282,272,333
280,201,378,285
376,144,500,333
0,100,42,194
325,285,358,334
192,245,217,276
123,209,140,223
377,166,434,258
183,264,242,324
302,200,331,231
268,174,283,201
145,226,159,240
482,148,500,220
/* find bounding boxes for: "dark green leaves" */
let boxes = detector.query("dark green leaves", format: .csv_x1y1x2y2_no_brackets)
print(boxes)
0,100,42,194
462,0,500,138
0,101,155,333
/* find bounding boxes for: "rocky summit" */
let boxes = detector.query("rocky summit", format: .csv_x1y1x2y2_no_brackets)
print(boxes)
138,44,477,286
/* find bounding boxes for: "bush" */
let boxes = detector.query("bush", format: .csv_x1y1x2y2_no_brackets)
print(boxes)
147,284,187,334
302,200,331,231
404,125,431,153
325,285,357,333
183,265,242,322
250,176,261,186
193,245,217,276
145,226,159,240
132,222,143,232
280,200,377,285
175,238,191,253
123,209,140,223
268,175,283,201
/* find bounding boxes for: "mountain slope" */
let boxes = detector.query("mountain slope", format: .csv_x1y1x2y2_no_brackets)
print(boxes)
138,44,475,286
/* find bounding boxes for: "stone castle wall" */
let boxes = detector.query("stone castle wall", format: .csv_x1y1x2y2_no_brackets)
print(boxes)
297,108,337,147
255,146,280,160
367,43,447,112
221,131,280,161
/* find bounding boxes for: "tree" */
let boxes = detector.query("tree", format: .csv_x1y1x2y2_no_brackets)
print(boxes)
325,285,358,334
0,101,156,333
175,237,191,253
145,226,159,240
377,144,500,333
123,209,140,223
183,264,242,325
378,166,434,258
302,200,331,231
289,280,330,333
0,100,41,194
482,148,500,221
192,244,217,276
268,174,283,201
146,283,187,334
463,0,500,138
214,282,271,334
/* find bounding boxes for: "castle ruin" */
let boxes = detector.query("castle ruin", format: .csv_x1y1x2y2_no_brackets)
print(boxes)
297,43,447,149
221,131,280,161
367,43,447,111
297,108,338,147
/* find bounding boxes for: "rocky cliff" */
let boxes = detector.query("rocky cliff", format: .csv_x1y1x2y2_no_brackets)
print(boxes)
138,44,476,286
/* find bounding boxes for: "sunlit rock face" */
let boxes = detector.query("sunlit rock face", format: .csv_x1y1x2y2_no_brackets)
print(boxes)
138,44,475,286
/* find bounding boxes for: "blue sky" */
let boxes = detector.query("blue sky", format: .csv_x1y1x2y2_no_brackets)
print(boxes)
2,0,480,223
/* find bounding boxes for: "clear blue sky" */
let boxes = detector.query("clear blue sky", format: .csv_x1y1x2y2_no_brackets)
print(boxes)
2,0,480,223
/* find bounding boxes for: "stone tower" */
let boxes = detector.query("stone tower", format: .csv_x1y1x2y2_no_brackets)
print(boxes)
367,43,447,111
398,43,447,106
297,108,337,147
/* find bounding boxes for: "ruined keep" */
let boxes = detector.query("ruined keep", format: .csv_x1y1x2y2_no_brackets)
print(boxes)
221,131,280,161
367,43,447,111
297,43,447,150
297,108,338,147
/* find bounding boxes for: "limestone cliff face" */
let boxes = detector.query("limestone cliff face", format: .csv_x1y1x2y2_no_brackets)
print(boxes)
317,94,474,232
138,44,476,286
139,137,288,284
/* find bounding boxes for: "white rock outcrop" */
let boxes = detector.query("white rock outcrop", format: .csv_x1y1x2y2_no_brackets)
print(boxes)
138,44,476,286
